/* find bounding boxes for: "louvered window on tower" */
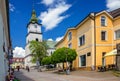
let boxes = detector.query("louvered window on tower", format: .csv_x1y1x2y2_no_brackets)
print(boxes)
36,38,38,41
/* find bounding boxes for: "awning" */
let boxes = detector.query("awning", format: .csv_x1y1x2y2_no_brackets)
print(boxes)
104,49,117,57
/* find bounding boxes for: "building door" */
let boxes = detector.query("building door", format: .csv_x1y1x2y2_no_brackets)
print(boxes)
102,58,105,66
102,52,106,66
79,55,86,67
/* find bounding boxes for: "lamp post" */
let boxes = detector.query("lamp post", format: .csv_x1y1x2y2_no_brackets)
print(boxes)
65,49,70,75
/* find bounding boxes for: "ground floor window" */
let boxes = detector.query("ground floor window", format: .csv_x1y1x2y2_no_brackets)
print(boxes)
80,55,86,67
102,52,106,66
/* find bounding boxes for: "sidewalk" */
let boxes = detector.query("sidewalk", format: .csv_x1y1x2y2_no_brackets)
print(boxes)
70,70,116,78
45,70,120,81
14,69,120,81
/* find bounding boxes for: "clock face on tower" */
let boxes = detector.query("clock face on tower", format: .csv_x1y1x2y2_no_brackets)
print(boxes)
34,25,37,28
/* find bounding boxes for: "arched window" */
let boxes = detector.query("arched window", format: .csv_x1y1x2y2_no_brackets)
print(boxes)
36,38,39,41
101,16,107,26
68,32,72,41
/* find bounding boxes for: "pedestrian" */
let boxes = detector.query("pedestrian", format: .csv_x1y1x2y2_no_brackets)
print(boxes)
10,72,14,81
11,68,14,73
17,66,20,71
26,66,30,72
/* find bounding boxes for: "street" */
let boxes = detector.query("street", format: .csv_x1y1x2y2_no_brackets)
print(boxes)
14,69,120,81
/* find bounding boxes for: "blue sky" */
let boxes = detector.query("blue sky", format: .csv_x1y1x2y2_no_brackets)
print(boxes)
9,0,120,57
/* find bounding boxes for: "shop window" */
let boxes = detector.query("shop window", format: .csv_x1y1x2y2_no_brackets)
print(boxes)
80,55,86,66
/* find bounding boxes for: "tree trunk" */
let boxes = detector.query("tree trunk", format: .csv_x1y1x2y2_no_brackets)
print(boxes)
70,61,73,70
63,62,64,70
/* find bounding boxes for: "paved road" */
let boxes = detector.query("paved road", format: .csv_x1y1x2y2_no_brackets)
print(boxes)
14,69,120,81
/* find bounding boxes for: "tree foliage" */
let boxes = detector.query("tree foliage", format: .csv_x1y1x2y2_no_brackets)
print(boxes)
41,56,52,65
29,40,48,64
41,47,77,70
51,47,77,64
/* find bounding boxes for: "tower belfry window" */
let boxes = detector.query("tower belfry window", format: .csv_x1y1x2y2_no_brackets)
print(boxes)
34,24,37,28
36,38,38,41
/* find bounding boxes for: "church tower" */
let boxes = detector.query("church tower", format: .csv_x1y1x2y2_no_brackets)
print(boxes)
24,9,42,67
26,9,42,44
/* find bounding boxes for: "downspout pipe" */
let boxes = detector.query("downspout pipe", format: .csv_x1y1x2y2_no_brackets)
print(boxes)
94,13,96,70
89,13,96,70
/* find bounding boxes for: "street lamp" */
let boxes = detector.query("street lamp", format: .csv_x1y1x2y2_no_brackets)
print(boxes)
65,49,70,75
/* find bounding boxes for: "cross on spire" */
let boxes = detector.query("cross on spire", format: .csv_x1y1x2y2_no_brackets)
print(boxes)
30,0,38,23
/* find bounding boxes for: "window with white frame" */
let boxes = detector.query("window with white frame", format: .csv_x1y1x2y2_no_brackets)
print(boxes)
101,31,107,40
79,35,85,46
115,30,120,39
68,32,72,41
68,43,72,48
101,16,107,26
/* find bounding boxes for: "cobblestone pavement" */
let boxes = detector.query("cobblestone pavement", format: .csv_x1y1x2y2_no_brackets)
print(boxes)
14,69,120,81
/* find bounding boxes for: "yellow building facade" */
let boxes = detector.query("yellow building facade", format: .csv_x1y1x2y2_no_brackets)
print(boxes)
55,8,120,70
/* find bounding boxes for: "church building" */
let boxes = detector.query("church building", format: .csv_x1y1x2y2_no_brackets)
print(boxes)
24,9,42,67
24,9,56,68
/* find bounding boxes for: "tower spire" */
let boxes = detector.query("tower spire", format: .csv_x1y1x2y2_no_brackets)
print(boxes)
30,0,38,23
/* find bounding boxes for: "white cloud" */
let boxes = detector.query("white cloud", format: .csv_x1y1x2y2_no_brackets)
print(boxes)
9,3,15,12
106,0,120,11
56,36,63,42
48,38,53,41
41,0,55,6
38,0,71,31
13,47,25,58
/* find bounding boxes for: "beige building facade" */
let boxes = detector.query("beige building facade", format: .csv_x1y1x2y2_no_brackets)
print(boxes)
55,8,120,70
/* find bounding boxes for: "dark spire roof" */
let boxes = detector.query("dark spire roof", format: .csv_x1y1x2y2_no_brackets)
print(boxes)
108,8,120,18
30,9,38,23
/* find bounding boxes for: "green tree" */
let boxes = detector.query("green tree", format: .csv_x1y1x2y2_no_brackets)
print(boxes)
52,47,77,69
29,40,48,65
51,48,66,64
41,56,52,65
